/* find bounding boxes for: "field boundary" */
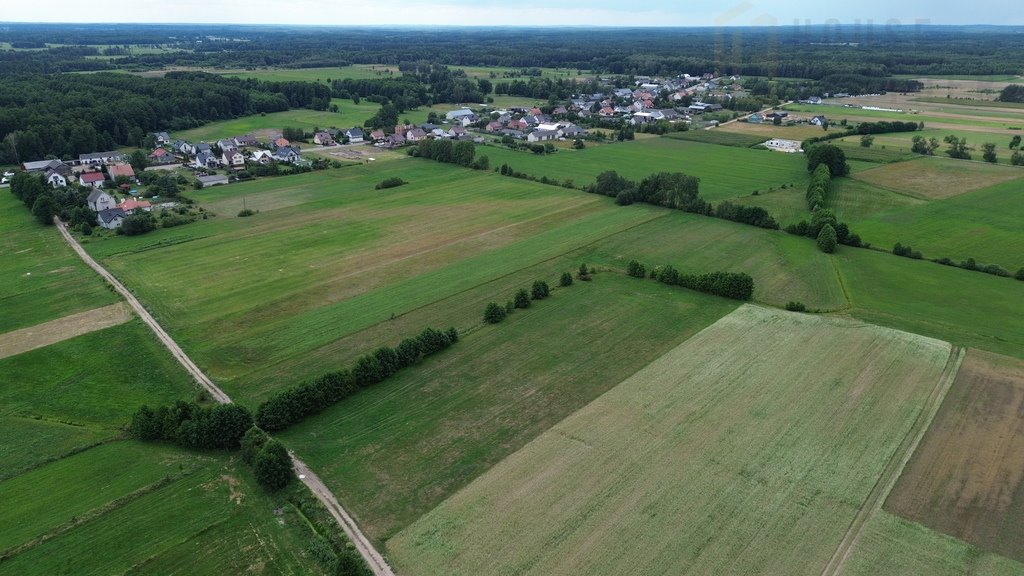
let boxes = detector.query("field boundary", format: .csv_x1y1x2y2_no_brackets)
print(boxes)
820,345,965,576
0,302,132,360
53,218,397,576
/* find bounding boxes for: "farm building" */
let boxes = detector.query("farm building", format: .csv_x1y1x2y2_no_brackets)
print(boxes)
197,175,229,187
764,139,803,153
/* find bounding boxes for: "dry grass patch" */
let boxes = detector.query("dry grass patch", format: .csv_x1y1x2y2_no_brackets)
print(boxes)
853,156,1023,199
388,305,952,576
719,120,828,141
0,303,131,360
886,348,1024,562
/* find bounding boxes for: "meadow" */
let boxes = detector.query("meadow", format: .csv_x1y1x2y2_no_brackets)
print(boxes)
388,305,952,575
221,64,400,83
171,98,381,142
851,155,1023,200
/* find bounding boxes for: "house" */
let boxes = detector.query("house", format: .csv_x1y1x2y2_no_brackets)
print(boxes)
527,130,558,143
405,128,426,142
748,113,765,124
431,128,446,138
250,150,275,164
447,125,466,138
216,139,236,151
107,163,136,181
271,137,290,150
344,128,365,143
552,105,568,115
507,119,528,131
87,189,116,212
764,139,803,153
79,172,106,189
23,159,67,172
78,151,122,166
171,140,193,155
193,152,220,169
811,115,828,127
118,198,152,214
233,134,258,147
194,143,212,155
97,208,126,230
153,131,170,145
197,174,229,187
148,147,177,165
599,107,616,117
445,109,478,123
45,170,67,188
370,130,386,142
766,112,789,120
385,133,406,147
560,125,588,138
273,146,301,163
221,147,245,168
486,121,504,133
314,132,336,146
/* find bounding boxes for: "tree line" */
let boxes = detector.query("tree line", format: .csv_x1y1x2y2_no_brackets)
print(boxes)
895,242,1023,280
410,139,490,171
484,280,552,324
640,262,755,301
255,327,459,432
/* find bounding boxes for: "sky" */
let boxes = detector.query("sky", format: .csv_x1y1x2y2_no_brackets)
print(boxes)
2,0,1019,27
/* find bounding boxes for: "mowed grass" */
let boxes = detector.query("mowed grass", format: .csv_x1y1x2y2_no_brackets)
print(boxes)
717,120,829,141
848,178,1024,270
221,64,400,83
84,162,665,397
885,349,1024,562
0,194,118,332
664,129,768,148
388,305,952,575
172,99,381,142
842,512,1024,576
481,137,811,201
852,155,1024,200
836,247,1024,360
0,441,326,576
281,273,738,543
0,319,198,430
0,417,105,480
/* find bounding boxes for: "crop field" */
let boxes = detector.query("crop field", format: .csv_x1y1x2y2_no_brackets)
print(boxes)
717,120,828,141
848,178,1024,270
388,305,953,575
842,511,1024,576
221,64,400,83
851,156,1024,200
171,99,381,142
0,441,326,575
480,136,811,201
664,129,768,148
0,195,117,333
0,417,105,479
281,273,737,543
885,349,1024,562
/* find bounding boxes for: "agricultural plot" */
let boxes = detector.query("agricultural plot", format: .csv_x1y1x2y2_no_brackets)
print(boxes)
885,349,1024,562
848,178,1024,270
281,273,737,543
388,305,953,576
852,155,1023,200
664,129,768,148
717,120,828,141
221,64,400,83
0,194,118,333
0,441,326,576
171,99,381,142
0,417,105,480
481,137,811,201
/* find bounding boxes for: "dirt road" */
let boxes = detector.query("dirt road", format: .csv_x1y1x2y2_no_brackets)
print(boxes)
55,218,396,576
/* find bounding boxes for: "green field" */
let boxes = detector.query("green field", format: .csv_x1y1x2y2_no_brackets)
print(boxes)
388,305,952,575
0,194,118,332
0,441,326,575
783,103,1021,130
172,99,381,142
221,64,400,83
481,137,811,201
663,128,768,148
842,512,1024,576
0,417,105,480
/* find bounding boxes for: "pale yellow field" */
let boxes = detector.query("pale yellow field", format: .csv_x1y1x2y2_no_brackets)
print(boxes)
388,305,953,576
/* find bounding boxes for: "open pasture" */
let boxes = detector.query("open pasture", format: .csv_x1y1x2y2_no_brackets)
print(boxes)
664,128,768,148
281,273,737,543
717,120,829,141
171,99,381,142
851,155,1023,200
388,305,952,575
0,417,105,479
481,136,811,201
221,64,400,83
885,349,1024,562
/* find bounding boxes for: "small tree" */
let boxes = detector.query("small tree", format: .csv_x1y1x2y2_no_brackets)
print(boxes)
31,194,57,225
1013,151,1024,166
253,439,293,491
1015,267,1024,281
513,288,531,309
860,134,875,148
531,280,550,300
578,263,589,278
817,224,838,254
240,427,269,464
626,260,646,278
483,302,506,324
1010,135,1021,149
559,272,573,287
982,143,998,163
785,301,807,312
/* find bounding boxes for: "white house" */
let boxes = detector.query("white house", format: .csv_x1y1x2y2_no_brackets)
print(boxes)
344,128,365,143
78,151,122,166
445,109,478,123
527,130,559,143
45,170,67,188
193,152,220,169
221,147,245,168
97,207,125,230
273,147,301,163
87,190,116,212
811,115,828,127
314,132,336,146
79,172,106,189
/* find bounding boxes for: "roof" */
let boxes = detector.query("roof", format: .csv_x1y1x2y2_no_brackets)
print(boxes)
86,189,110,202
79,151,119,161
119,199,151,211
97,208,125,223
445,109,476,118
108,164,135,178
346,128,365,136
23,159,65,171
80,172,106,183
149,147,172,157
197,175,229,185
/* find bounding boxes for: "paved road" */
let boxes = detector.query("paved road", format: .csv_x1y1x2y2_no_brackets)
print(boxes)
55,218,396,576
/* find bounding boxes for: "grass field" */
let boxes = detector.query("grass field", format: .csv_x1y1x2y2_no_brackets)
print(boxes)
847,177,1024,270
843,512,1024,576
481,137,811,201
885,349,1024,562
0,417,105,480
281,273,737,543
221,64,400,83
0,441,326,575
172,99,381,142
0,194,118,333
783,103,1020,130
851,156,1024,200
388,305,952,575
664,129,768,148
717,120,828,141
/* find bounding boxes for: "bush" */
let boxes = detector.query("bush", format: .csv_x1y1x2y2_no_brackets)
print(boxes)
238,209,256,217
484,302,507,324
577,263,592,281
626,260,646,278
651,264,755,300
121,212,157,236
531,280,550,300
785,301,807,312
513,288,531,309
559,272,573,287
1015,268,1024,281
893,242,923,259
816,224,837,254
253,439,293,491
375,177,407,190
240,427,268,464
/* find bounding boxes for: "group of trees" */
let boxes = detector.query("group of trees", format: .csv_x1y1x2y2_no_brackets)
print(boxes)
255,327,459,431
911,135,941,155
806,164,832,210
9,171,97,228
410,139,489,170
483,280,552,324
898,243,1023,280
240,428,294,491
643,263,755,301
785,208,862,251
130,401,253,450
998,85,1024,103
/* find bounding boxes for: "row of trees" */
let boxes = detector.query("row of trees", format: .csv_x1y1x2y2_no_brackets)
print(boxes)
643,263,755,301
806,164,833,211
915,135,1021,164
895,243,1023,280
483,280,553,324
410,139,489,170
255,327,459,431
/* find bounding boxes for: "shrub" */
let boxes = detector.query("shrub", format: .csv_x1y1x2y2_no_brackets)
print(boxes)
121,212,157,236
816,224,837,254
626,260,646,278
253,439,293,491
559,272,573,287
513,288,531,309
375,177,407,190
785,301,807,312
238,209,256,217
531,280,550,300
577,263,592,281
240,427,269,464
484,302,507,324
1015,268,1024,281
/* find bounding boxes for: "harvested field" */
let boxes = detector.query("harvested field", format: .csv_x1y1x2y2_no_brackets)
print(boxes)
0,303,132,360
388,305,952,576
852,156,1023,200
885,349,1024,562
717,120,827,141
